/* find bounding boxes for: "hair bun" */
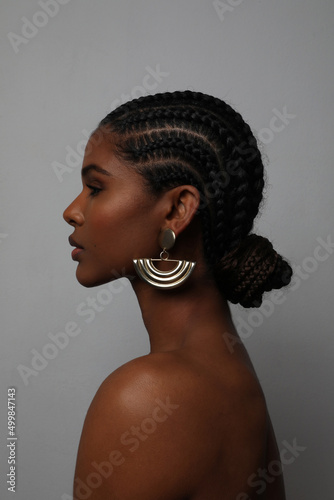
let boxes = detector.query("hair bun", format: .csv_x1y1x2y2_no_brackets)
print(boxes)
214,234,293,308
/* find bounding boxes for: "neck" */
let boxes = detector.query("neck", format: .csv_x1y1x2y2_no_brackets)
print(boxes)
131,274,235,354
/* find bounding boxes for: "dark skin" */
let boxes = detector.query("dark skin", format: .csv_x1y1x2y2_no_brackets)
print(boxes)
63,131,286,500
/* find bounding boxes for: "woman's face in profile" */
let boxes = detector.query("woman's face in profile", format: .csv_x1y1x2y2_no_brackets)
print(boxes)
63,131,162,288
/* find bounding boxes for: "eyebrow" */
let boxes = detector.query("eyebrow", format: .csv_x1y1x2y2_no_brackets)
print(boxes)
81,164,112,178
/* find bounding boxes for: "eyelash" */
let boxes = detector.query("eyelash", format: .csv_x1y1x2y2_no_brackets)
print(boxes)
87,185,101,197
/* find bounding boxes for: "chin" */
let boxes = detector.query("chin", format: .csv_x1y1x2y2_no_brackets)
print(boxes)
75,268,109,288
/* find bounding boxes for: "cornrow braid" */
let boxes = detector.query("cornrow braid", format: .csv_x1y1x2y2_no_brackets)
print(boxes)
98,91,292,307
103,103,263,256
115,132,218,266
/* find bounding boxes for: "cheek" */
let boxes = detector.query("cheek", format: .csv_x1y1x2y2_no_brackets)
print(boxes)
87,202,136,248
85,190,158,254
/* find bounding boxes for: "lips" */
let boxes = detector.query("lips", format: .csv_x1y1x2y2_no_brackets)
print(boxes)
68,235,84,260
68,235,84,249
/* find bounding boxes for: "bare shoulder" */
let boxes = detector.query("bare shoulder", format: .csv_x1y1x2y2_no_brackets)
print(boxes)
88,352,190,418
74,354,195,499
83,353,185,438
91,350,267,438
74,352,268,499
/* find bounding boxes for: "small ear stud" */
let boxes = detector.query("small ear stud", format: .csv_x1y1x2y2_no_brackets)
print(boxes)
158,228,176,251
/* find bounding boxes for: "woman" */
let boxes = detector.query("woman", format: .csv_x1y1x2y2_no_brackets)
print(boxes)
63,91,292,500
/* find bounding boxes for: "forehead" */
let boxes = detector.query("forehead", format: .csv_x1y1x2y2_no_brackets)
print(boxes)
82,130,124,176
81,130,150,196
84,129,114,161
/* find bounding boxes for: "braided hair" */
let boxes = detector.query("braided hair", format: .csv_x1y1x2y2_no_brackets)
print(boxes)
98,91,292,308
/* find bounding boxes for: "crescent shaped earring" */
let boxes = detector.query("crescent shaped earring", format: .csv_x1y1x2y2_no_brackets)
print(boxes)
133,228,196,289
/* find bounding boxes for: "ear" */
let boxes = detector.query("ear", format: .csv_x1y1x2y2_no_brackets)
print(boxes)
163,185,200,237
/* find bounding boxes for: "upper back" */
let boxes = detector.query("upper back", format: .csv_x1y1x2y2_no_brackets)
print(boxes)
73,344,285,500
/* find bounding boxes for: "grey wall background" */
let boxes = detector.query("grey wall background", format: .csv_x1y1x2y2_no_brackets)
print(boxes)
1,0,333,498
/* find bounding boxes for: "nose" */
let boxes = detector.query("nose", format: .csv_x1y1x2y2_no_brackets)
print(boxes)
63,195,84,226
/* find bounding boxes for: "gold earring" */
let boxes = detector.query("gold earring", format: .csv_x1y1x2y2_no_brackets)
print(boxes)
133,228,196,289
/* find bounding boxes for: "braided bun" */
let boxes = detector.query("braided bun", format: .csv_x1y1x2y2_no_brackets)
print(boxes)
214,234,292,308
